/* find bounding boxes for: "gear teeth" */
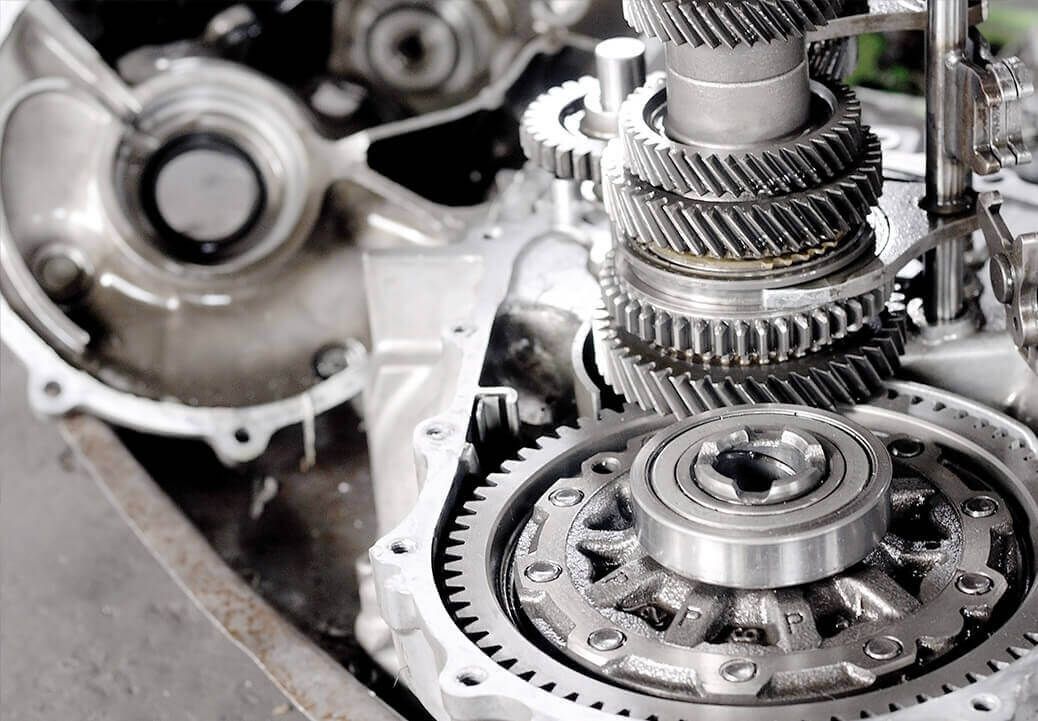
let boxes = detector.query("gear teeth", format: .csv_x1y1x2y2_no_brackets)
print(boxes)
622,0,842,48
620,76,866,199
520,77,606,182
603,133,883,259
593,310,907,418
601,253,891,364
809,38,855,79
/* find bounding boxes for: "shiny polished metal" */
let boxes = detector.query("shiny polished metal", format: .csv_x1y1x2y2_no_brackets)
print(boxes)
590,0,909,416
628,406,892,588
520,38,647,182
375,382,1038,720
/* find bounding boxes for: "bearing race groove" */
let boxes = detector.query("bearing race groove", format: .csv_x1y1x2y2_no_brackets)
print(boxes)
620,75,865,198
629,406,892,588
600,251,892,363
622,0,843,48
520,76,607,182
602,134,884,259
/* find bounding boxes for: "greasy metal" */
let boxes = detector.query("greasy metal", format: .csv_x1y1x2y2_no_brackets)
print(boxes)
61,413,404,721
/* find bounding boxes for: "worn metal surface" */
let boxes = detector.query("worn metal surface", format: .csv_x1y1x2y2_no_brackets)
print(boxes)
60,411,406,721
0,344,298,720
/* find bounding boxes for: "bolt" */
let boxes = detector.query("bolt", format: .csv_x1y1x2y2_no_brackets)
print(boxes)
587,628,626,651
889,437,925,458
524,561,562,583
990,254,1015,304
962,496,999,518
33,246,90,302
549,488,584,507
313,344,352,379
956,572,994,595
719,659,757,683
864,636,903,661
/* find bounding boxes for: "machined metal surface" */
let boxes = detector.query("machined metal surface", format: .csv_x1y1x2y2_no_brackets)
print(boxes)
375,381,1038,721
626,405,893,588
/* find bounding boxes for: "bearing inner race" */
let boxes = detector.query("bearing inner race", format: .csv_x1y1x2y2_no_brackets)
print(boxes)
630,406,893,588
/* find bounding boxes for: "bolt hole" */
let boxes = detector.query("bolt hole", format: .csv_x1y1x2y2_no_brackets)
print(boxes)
425,424,449,440
591,457,621,475
234,428,251,444
971,694,999,712
456,668,486,687
43,381,62,397
390,538,416,554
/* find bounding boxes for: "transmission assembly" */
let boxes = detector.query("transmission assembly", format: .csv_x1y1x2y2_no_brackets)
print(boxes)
2,1,1038,720
369,2,1038,721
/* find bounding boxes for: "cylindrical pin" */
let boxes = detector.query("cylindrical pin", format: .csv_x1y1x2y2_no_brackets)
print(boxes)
595,37,647,113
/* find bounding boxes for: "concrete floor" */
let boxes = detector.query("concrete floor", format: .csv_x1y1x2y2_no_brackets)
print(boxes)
0,345,298,720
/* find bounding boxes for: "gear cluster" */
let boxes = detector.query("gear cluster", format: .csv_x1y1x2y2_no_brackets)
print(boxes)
577,0,899,418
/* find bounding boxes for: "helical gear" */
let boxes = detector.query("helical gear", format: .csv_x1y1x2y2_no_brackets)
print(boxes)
519,76,609,182
592,310,908,418
603,135,884,259
600,252,893,363
619,75,867,198
621,0,843,48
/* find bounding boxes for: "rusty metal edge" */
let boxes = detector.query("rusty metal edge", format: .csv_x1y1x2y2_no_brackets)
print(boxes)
59,413,405,721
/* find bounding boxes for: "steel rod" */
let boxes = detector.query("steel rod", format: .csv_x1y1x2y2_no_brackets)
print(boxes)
924,0,972,324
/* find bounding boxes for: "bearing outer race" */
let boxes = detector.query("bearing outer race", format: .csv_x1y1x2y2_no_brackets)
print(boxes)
629,406,893,588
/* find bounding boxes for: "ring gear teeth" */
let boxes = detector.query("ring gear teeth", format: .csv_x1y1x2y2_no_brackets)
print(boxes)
600,254,893,363
620,75,865,198
592,310,908,418
603,133,883,259
520,76,607,182
621,0,842,48
432,387,1038,721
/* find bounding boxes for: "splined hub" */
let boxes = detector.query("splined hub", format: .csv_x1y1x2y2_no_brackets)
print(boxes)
440,389,1033,716
628,406,892,588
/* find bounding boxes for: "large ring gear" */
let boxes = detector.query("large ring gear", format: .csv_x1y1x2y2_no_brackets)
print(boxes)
433,385,1038,720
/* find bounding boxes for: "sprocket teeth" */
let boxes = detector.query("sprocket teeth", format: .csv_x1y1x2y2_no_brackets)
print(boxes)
519,77,607,182
622,0,842,48
603,132,884,260
593,310,908,418
620,76,868,199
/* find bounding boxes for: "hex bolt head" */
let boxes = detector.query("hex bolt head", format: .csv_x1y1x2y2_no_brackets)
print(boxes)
525,561,562,583
549,488,585,507
587,628,626,651
889,437,925,458
719,659,757,683
864,636,903,661
956,572,994,595
962,496,999,518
